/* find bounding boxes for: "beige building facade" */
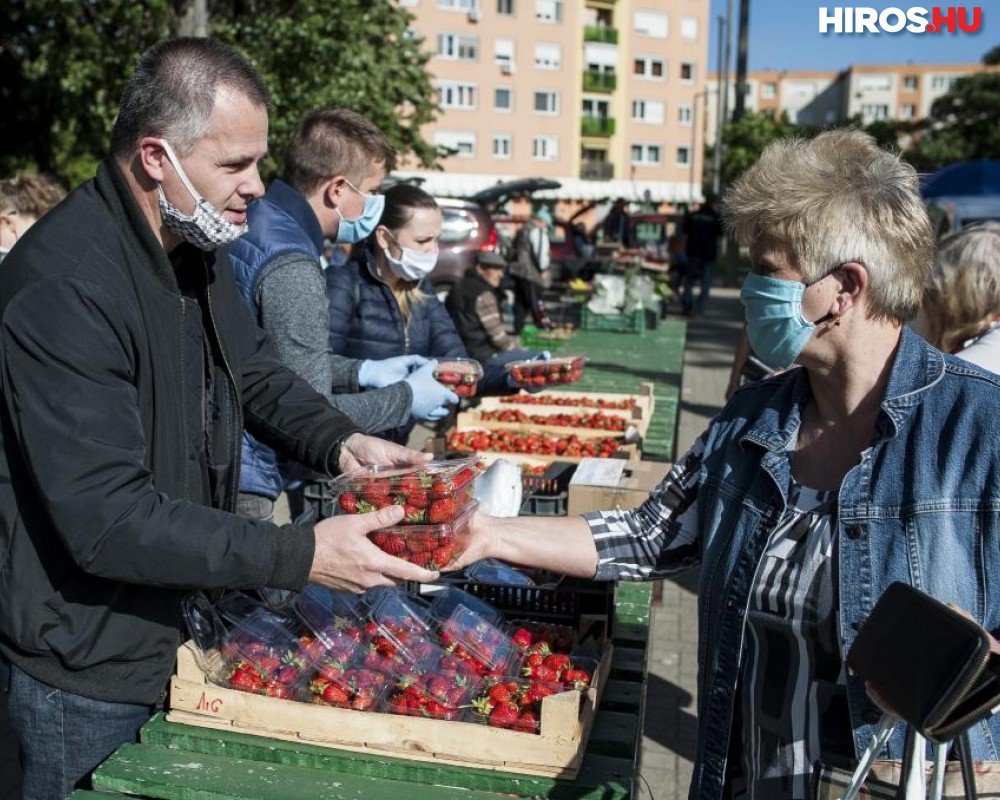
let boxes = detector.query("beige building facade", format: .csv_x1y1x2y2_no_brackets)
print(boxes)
394,0,710,205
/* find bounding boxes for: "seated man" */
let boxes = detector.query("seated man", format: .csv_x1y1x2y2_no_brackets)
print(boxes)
446,251,521,363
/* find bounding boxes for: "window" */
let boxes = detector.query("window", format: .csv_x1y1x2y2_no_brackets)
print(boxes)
761,82,776,99
437,0,477,9
634,56,665,79
497,0,514,13
900,103,916,120
493,134,512,159
859,75,892,92
438,81,477,109
861,103,889,122
438,34,478,60
582,98,610,118
931,75,959,91
680,61,695,82
677,103,693,125
676,146,691,166
532,135,558,160
434,130,476,158
630,143,662,165
494,86,513,111
680,17,698,40
534,90,559,114
535,0,562,23
534,43,561,70
494,38,514,68
634,10,668,38
632,99,665,124
904,74,919,91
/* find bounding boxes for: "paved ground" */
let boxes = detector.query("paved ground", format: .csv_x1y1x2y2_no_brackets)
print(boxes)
637,287,745,800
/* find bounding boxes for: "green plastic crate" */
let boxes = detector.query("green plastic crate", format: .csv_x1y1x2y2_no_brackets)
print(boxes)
519,325,573,351
580,306,645,334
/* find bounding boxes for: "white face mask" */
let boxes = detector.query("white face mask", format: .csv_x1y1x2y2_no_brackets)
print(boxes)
156,139,247,251
383,236,439,282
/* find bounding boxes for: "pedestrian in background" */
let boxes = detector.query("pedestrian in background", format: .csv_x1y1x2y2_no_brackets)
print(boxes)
0,173,66,266
680,196,724,316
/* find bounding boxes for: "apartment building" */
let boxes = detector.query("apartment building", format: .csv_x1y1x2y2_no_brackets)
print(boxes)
705,62,995,146
394,0,711,205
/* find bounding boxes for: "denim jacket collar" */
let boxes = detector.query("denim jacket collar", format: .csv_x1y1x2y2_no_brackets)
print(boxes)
741,326,945,456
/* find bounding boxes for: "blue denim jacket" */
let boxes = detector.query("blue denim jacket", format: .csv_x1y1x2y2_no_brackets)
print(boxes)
690,327,1000,800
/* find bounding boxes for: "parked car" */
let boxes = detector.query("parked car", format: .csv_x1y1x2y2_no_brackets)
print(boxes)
415,178,562,293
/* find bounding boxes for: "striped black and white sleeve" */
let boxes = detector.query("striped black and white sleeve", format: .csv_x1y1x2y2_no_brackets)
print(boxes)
585,436,704,581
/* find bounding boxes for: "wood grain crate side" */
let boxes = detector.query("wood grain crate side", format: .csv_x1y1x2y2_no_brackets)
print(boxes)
478,383,655,423
438,431,640,466
168,641,613,779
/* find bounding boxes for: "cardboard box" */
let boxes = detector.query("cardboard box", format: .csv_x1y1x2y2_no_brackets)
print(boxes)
567,458,671,515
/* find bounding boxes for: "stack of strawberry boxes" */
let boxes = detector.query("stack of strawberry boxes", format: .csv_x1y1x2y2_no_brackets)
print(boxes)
170,582,611,776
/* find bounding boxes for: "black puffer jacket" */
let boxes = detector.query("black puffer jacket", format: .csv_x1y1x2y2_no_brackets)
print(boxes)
0,160,360,704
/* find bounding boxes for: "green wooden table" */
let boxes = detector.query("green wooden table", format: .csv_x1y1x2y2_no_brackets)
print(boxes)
85,582,654,800
551,320,686,462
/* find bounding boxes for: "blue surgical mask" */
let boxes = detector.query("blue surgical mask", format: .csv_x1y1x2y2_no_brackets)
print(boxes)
334,180,385,244
740,272,835,368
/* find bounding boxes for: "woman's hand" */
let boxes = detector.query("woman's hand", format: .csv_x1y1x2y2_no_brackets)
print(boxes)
448,510,503,571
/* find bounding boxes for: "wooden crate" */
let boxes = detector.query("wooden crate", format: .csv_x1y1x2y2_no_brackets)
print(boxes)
431,430,640,466
481,383,654,436
168,641,613,780
456,410,643,441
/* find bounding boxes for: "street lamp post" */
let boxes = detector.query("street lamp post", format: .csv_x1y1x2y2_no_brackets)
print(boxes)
690,90,709,206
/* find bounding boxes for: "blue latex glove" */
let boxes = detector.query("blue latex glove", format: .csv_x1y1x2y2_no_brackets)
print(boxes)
534,351,552,361
404,361,460,420
358,355,430,389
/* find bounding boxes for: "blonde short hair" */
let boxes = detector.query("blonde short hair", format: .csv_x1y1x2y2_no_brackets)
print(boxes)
921,222,1000,352
723,129,934,323
0,173,66,219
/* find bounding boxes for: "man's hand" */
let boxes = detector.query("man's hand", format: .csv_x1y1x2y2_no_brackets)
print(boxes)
446,510,502,572
337,432,431,473
358,355,430,389
309,505,439,592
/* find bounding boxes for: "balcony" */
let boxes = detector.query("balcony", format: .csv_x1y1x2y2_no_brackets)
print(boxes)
581,117,616,137
584,25,619,44
583,70,617,93
581,161,614,180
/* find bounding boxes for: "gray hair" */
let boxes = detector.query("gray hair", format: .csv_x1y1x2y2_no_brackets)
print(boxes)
110,37,271,160
921,222,1000,352
723,129,934,323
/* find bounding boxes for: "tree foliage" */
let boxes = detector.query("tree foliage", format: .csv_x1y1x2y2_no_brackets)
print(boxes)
906,71,1000,169
0,1,438,187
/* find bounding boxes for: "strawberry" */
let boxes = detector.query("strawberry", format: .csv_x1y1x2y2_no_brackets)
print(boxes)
408,550,433,568
562,669,592,689
338,492,359,513
398,474,420,496
428,497,456,524
361,482,389,506
403,504,426,523
513,711,538,733
511,627,533,649
488,702,519,729
322,683,350,706
543,653,571,673
406,488,430,509
525,652,545,668
488,683,514,704
371,533,406,555
524,664,558,682
430,544,454,568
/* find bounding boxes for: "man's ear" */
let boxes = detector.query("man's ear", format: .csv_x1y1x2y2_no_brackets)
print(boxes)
137,137,169,184
322,176,348,209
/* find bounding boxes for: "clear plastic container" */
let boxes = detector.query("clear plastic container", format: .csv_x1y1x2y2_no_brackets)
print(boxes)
521,651,598,692
439,605,521,677
433,357,484,397
303,663,392,712
427,586,504,628
382,649,484,720
363,588,439,667
329,457,483,524
366,500,478,569
215,608,309,700
293,584,366,665
507,619,577,655
504,356,587,388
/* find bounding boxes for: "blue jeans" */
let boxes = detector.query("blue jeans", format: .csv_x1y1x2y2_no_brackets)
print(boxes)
682,257,716,314
6,663,152,799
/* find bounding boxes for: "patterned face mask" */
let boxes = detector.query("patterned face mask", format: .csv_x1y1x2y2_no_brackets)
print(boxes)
156,139,248,251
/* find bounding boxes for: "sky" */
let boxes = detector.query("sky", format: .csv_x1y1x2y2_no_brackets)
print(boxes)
706,0,997,73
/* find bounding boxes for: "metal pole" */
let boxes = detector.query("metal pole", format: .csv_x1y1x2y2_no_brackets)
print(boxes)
711,15,726,197
734,0,751,120
690,92,700,203
193,0,208,36
719,0,734,190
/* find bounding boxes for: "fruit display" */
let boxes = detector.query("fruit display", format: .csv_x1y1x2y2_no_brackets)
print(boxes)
363,589,440,667
505,356,586,388
331,457,483,524
508,620,577,655
384,650,483,720
433,357,483,397
499,394,637,410
448,428,623,458
481,408,627,432
468,677,563,734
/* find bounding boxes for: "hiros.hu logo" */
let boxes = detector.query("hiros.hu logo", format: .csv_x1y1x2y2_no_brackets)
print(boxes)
819,6,982,33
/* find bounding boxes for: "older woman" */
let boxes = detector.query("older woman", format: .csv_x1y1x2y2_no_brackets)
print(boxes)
455,130,1000,800
914,221,1000,373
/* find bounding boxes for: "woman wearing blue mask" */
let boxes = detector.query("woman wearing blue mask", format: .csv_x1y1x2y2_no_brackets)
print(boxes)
327,184,536,441
452,130,1000,800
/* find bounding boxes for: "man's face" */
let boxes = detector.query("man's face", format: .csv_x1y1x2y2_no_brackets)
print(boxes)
160,87,268,226
479,265,505,288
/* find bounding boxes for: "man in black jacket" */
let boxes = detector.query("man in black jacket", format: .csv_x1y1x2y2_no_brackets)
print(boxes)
0,38,437,799
447,250,520,362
